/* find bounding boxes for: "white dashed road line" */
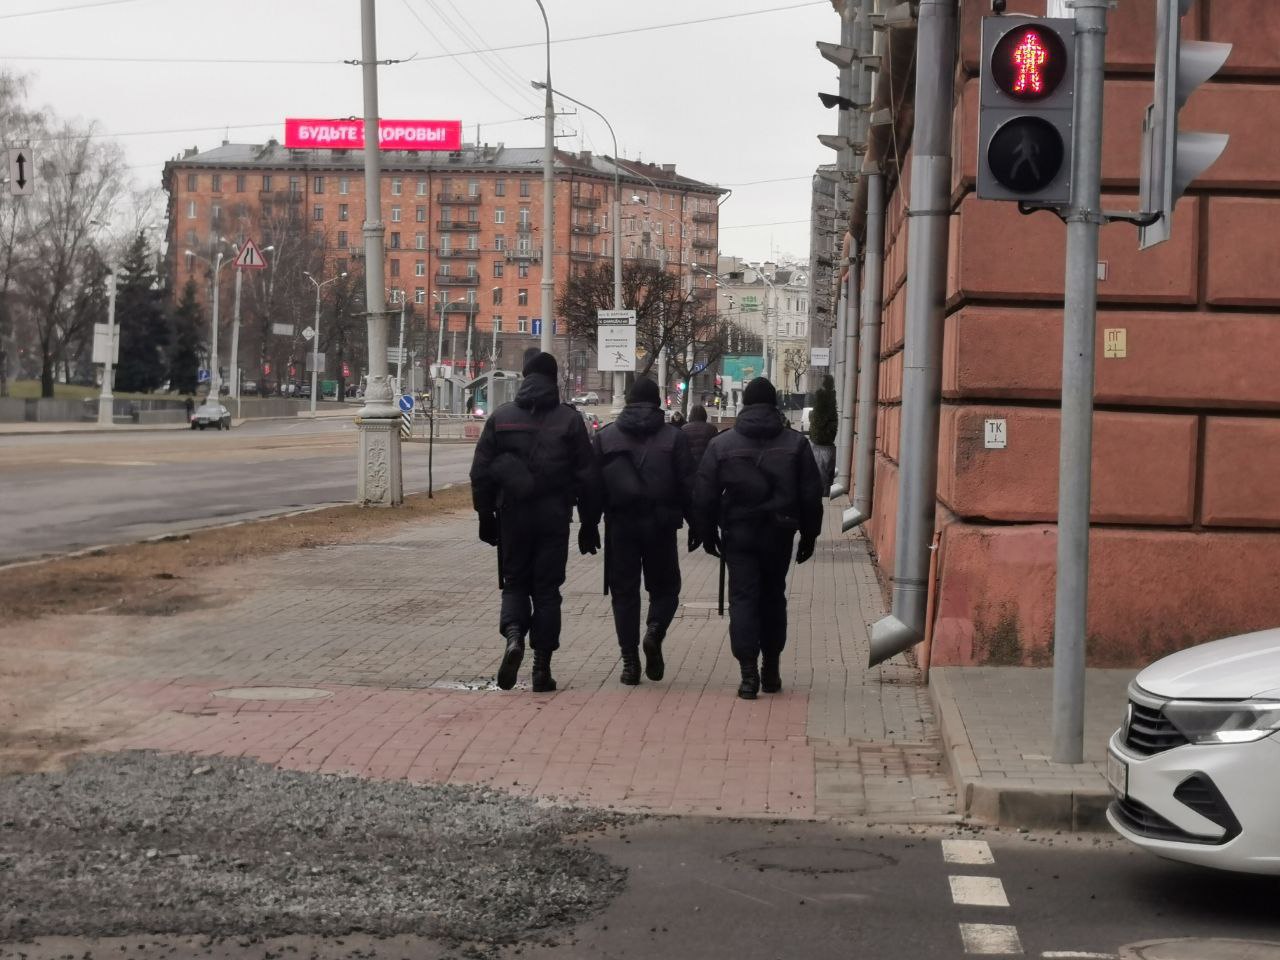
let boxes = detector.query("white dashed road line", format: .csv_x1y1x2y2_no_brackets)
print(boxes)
949,875,1011,908
943,839,996,865
960,923,1025,955
1042,953,1115,959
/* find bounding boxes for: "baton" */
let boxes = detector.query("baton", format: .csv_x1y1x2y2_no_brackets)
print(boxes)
718,552,726,618
602,518,610,597
496,516,504,590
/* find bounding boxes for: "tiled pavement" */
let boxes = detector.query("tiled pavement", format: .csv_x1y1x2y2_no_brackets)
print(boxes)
7,503,957,822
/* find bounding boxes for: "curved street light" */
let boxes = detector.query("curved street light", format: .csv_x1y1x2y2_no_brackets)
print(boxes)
303,269,347,416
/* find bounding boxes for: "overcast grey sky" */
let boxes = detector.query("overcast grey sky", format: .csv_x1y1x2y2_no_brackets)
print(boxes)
5,0,840,262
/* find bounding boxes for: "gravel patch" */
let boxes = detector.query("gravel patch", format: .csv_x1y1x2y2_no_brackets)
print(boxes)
0,751,627,944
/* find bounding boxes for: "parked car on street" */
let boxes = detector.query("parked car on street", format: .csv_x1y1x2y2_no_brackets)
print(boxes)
190,402,232,431
581,410,601,435
1106,626,1280,874
570,391,600,406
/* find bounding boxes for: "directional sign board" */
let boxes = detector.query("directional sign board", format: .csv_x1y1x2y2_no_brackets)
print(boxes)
387,347,408,365
271,322,294,337
8,148,32,196
810,347,831,367
91,322,119,365
234,239,268,269
597,309,637,373
691,360,708,375
398,394,415,413
305,352,325,372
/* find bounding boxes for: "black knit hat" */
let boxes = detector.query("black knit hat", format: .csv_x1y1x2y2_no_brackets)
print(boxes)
522,349,558,380
627,377,661,405
742,376,777,407
689,404,708,422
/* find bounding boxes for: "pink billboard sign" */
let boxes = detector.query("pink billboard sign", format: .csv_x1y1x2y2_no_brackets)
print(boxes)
284,118,462,151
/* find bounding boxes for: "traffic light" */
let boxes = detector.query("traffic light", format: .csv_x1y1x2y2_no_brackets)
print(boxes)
262,362,271,376
977,17,1075,204
1138,0,1231,250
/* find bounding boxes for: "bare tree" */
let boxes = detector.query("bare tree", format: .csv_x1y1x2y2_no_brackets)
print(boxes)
0,72,43,396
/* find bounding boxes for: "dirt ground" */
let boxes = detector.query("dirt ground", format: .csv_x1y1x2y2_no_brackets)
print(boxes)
0,485,471,622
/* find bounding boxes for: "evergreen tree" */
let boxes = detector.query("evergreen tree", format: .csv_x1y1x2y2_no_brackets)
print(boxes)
168,278,203,395
113,232,169,392
809,373,838,446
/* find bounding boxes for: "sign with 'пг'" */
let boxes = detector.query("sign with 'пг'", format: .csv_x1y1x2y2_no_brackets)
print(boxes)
597,310,637,373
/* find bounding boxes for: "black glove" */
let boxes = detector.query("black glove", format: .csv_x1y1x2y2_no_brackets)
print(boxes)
478,511,499,546
703,528,721,559
578,523,601,556
795,536,816,565
687,528,702,554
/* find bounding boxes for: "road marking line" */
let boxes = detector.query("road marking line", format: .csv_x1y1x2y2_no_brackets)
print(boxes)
950,875,1010,907
960,923,1023,955
943,838,995,864
1042,953,1115,958
59,458,158,466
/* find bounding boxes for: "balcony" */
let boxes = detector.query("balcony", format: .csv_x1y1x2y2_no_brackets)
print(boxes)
692,237,717,250
505,249,542,262
437,220,482,232
692,211,717,224
569,250,595,262
438,193,482,204
570,223,601,236
440,302,478,314
571,195,601,209
436,273,480,286
436,248,481,259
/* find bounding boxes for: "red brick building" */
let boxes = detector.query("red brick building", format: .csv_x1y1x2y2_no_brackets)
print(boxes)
162,141,722,395
841,1,1280,667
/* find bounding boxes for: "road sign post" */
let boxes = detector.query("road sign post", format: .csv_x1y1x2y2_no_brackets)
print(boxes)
7,148,33,196
596,309,637,373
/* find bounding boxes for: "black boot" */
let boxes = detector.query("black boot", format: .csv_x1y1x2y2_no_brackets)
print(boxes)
642,628,665,682
738,659,760,700
496,628,524,691
620,647,642,686
760,654,782,694
531,649,556,693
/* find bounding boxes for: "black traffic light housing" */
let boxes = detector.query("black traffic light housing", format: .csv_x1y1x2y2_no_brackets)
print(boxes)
977,17,1076,204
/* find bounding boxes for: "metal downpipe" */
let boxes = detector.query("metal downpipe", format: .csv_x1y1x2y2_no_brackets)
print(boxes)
869,0,957,667
831,247,859,499
844,170,885,532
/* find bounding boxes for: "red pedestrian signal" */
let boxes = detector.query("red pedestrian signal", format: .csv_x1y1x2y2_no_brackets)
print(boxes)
262,363,271,376
992,26,1066,101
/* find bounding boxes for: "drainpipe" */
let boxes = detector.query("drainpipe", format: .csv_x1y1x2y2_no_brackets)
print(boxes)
844,168,885,532
869,0,957,667
831,239,859,498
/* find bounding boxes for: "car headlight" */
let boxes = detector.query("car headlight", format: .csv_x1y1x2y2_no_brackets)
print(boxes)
1163,700,1280,744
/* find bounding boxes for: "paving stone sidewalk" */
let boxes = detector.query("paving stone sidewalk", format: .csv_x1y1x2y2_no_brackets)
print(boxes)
5,501,957,822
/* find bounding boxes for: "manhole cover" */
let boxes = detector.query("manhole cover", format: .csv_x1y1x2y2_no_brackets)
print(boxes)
724,843,897,874
212,686,333,701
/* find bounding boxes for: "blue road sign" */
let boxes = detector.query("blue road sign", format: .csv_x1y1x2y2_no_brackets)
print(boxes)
398,394,415,413
531,318,542,337
691,361,708,375
197,368,210,383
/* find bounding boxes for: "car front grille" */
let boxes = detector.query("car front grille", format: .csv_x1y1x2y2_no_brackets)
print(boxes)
1110,795,1227,846
1123,699,1189,756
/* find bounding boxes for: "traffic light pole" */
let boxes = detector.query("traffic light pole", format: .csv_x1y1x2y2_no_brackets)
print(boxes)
1051,0,1111,766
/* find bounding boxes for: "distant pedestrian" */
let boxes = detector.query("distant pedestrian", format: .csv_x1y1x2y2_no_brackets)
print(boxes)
693,377,823,699
184,396,195,417
682,405,717,467
469,350,602,693
670,410,686,428
593,377,695,685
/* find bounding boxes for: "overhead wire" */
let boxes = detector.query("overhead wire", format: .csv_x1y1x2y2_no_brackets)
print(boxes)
0,0,146,20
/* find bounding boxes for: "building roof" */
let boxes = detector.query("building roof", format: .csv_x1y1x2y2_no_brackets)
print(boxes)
165,140,725,195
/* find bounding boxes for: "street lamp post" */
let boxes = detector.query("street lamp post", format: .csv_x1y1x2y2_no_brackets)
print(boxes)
185,246,236,403
304,269,347,417
534,0,555,356
229,244,273,420
742,260,778,384
97,267,118,426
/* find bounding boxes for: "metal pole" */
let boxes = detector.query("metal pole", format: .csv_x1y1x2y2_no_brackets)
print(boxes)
845,170,885,530
230,267,243,420
832,243,859,498
310,281,321,417
535,0,555,356
436,298,447,369
465,311,473,383
97,268,116,426
1053,0,1111,765
869,0,957,667
396,298,406,392
209,252,223,402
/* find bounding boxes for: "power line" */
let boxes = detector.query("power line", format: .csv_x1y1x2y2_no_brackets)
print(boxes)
719,218,810,229
0,0,146,20
722,175,811,187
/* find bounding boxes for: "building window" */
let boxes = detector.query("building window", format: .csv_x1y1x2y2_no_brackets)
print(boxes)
494,235,505,251
415,287,426,303
493,316,502,332
517,316,528,333
440,206,451,224
466,264,478,279
414,260,425,277
440,237,451,255
519,180,530,197
518,264,530,279
467,234,478,251
261,174,272,192
467,208,479,224
211,173,221,192
517,288,528,306
232,174,244,193
338,204,349,221
313,176,324,194
668,196,675,210
493,287,503,304
337,231,348,248
336,258,348,274
416,179,427,196
390,259,400,277
339,177,349,195
518,207,530,227
494,208,505,224
289,176,302,197
391,177,402,195
313,205,323,221
186,173,198,191
494,179,506,197
468,180,479,196
440,263,451,276
493,262,504,279
390,232,401,248
210,201,222,224
416,205,426,223
415,233,426,250
391,206,401,222
466,290,477,306
186,199,197,219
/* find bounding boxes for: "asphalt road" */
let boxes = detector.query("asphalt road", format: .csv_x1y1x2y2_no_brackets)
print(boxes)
0,418,475,563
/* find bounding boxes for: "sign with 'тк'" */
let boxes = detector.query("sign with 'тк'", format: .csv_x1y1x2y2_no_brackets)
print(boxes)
284,118,463,152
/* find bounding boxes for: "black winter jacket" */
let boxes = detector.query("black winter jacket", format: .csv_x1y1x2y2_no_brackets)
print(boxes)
593,402,695,529
682,420,718,467
470,373,602,525
692,402,824,542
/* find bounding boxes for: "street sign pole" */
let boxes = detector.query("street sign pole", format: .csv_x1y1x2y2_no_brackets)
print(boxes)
395,298,406,394
97,269,117,426
310,283,322,418
230,268,243,420
1052,0,1111,766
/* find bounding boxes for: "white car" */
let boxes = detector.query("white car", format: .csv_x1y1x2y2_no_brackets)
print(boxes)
570,391,600,406
1106,627,1280,874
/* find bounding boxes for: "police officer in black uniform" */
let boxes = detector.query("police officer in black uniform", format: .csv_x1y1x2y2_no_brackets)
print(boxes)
693,377,824,699
592,377,695,685
470,350,601,693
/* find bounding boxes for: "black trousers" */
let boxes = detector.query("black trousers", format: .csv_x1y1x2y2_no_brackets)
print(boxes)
499,504,571,652
723,524,795,664
607,518,681,652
